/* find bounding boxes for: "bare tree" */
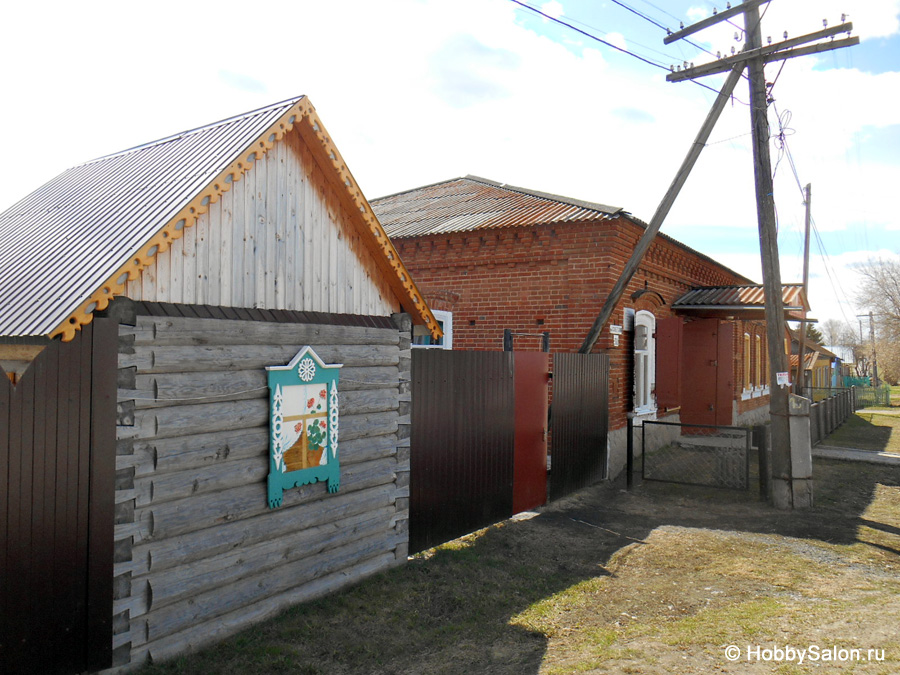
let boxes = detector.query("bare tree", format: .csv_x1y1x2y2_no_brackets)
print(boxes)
855,256,900,385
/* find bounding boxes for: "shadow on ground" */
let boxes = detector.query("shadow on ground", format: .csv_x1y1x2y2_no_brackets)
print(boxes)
140,458,900,675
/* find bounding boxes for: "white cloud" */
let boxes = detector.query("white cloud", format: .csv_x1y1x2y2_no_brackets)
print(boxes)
0,0,896,328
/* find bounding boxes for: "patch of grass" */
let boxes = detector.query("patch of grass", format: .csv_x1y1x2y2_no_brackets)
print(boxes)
824,411,900,453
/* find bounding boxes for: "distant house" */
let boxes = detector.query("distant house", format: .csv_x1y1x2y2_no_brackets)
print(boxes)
789,329,843,393
0,96,437,672
372,176,808,474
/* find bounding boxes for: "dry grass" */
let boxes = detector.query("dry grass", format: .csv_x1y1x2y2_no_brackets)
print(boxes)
138,460,900,675
824,409,900,454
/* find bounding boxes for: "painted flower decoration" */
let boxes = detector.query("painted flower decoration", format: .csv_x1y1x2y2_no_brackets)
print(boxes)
307,398,315,409
320,388,327,399
320,420,327,429
294,422,303,433
298,357,316,382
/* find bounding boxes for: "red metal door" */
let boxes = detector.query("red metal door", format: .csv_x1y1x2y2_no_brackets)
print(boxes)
513,352,549,514
681,319,719,426
715,321,735,426
681,319,734,426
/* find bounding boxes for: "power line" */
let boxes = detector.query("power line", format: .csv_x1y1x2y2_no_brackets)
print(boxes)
509,0,743,101
509,0,669,70
609,0,720,61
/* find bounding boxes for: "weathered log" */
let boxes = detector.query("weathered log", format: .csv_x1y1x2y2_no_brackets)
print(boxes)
128,399,268,441
135,472,397,554
119,343,399,374
134,457,268,508
142,531,404,645
133,369,267,409
135,456,398,541
135,551,397,665
127,428,268,478
145,506,396,610
125,315,399,347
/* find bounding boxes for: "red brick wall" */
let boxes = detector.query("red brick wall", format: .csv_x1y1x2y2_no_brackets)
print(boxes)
395,217,768,432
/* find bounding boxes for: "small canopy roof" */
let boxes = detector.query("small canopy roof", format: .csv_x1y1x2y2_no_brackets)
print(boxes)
0,96,438,341
672,284,810,320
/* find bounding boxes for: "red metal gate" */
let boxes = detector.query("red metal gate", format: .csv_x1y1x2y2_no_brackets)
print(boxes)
513,352,549,514
0,319,116,674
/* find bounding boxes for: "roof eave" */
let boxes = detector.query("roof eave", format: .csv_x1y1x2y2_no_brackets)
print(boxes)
46,97,440,342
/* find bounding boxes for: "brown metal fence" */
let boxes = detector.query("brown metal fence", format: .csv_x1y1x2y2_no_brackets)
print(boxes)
0,319,117,674
549,353,609,501
410,350,517,554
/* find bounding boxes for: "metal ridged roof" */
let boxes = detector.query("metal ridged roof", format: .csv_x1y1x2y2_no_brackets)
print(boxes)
371,175,623,238
673,284,809,311
0,97,303,337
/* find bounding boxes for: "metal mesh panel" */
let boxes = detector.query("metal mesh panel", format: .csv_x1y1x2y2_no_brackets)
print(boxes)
642,421,751,490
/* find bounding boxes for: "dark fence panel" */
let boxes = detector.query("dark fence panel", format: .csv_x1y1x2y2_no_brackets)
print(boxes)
550,353,609,501
410,350,516,554
0,319,116,674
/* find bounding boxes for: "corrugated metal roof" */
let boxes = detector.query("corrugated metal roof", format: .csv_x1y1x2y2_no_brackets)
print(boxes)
673,284,809,312
371,176,623,238
0,97,302,337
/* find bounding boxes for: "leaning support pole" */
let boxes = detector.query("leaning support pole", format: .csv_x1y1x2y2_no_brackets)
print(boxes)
579,63,745,354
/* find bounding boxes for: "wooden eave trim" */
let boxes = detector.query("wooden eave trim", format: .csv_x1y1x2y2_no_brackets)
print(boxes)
48,97,439,342
294,107,440,339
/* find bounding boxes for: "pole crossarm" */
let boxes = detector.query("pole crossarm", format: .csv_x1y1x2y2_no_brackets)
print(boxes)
667,23,854,82
664,0,769,44
763,36,860,65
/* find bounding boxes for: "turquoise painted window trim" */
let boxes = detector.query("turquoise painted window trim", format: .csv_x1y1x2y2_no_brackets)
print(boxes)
266,346,342,508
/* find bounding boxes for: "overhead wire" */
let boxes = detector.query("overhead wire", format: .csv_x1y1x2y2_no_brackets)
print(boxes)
769,95,858,326
508,0,746,102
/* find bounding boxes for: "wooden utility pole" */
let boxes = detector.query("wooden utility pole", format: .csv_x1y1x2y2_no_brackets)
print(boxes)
744,1,794,507
796,183,812,396
581,4,857,357
662,3,856,508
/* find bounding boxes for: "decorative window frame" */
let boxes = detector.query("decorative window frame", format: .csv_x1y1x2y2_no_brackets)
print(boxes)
266,346,342,508
633,310,657,415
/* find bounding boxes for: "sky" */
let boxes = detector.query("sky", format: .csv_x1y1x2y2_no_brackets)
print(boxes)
1,0,898,332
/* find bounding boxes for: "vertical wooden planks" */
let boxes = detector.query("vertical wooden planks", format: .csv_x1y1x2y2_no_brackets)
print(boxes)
86,317,117,669
274,140,287,309
218,184,233,307
182,215,197,305
244,158,257,308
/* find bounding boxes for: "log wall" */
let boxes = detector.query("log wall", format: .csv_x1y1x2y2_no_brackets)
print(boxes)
110,310,410,669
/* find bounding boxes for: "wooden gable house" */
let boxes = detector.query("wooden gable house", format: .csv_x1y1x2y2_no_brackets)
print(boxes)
0,96,436,673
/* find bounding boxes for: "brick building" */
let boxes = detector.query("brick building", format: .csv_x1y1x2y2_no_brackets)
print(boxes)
372,176,807,476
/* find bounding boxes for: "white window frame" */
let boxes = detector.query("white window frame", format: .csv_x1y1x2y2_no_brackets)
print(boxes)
633,310,656,415
411,310,453,350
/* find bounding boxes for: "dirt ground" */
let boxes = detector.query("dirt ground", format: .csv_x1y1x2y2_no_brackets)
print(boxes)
143,458,900,675
519,459,900,674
